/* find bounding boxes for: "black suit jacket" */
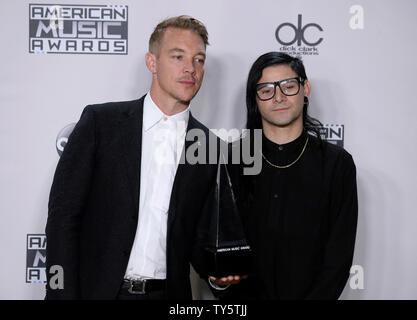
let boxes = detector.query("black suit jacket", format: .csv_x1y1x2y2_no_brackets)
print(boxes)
45,95,218,299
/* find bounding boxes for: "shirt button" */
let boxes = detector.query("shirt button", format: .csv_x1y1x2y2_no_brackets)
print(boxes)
278,146,284,151
273,194,278,198
163,116,168,121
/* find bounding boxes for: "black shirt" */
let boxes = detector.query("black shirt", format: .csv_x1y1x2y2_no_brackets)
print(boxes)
227,130,358,300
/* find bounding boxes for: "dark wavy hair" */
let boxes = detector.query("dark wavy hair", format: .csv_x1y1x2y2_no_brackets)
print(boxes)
246,52,322,141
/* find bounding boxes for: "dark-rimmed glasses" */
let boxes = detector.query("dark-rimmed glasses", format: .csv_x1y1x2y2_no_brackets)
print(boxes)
256,77,305,101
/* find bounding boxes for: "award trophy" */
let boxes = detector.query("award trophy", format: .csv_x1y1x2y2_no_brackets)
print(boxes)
204,154,253,278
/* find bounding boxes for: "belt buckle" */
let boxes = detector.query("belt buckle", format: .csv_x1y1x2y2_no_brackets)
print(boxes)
127,279,146,295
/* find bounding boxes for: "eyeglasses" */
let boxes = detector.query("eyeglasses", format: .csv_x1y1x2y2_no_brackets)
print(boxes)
256,77,305,101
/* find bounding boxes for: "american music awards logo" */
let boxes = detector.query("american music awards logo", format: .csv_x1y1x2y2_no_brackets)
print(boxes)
319,124,344,147
276,14,324,56
26,234,47,283
29,4,128,54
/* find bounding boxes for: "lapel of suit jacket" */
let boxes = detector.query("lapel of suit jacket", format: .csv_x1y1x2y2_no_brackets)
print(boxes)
167,112,201,226
119,95,145,214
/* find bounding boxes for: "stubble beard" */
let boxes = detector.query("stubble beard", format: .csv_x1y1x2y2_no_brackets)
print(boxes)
171,90,195,107
173,82,202,106
262,108,303,129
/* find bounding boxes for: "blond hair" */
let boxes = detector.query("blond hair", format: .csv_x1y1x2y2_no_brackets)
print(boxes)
149,15,209,55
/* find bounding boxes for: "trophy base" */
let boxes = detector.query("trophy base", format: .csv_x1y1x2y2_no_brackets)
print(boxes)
204,245,253,278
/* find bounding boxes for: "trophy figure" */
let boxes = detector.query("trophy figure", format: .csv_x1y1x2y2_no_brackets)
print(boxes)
204,153,252,278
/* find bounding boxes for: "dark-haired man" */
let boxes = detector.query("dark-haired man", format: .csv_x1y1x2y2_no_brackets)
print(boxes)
45,15,218,300
212,52,358,300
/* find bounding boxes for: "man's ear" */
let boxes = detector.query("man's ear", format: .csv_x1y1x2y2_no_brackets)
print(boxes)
303,79,311,98
145,52,157,73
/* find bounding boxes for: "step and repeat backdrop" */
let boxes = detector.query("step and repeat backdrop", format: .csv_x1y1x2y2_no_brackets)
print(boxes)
1,0,416,300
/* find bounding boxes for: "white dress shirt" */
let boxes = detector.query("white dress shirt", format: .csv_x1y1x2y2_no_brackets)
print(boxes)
124,93,189,280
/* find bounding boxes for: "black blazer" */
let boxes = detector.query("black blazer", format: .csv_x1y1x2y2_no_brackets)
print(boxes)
45,95,218,299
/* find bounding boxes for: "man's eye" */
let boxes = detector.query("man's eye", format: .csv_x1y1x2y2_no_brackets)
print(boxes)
173,55,182,60
195,58,205,64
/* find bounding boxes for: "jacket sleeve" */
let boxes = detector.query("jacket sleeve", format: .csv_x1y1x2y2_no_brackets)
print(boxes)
306,151,358,300
45,106,96,299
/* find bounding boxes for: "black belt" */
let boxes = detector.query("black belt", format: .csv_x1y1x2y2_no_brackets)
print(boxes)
122,278,166,295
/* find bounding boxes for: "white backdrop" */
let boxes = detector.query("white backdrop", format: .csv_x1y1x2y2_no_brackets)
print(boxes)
1,0,417,300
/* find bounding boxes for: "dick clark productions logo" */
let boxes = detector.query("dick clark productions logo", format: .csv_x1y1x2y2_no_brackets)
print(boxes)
276,14,323,56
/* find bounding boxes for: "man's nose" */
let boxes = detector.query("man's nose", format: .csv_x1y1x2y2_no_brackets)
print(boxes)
184,58,196,74
273,86,286,102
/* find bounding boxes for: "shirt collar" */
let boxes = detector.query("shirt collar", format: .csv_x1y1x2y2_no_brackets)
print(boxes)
143,93,190,132
262,129,308,155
